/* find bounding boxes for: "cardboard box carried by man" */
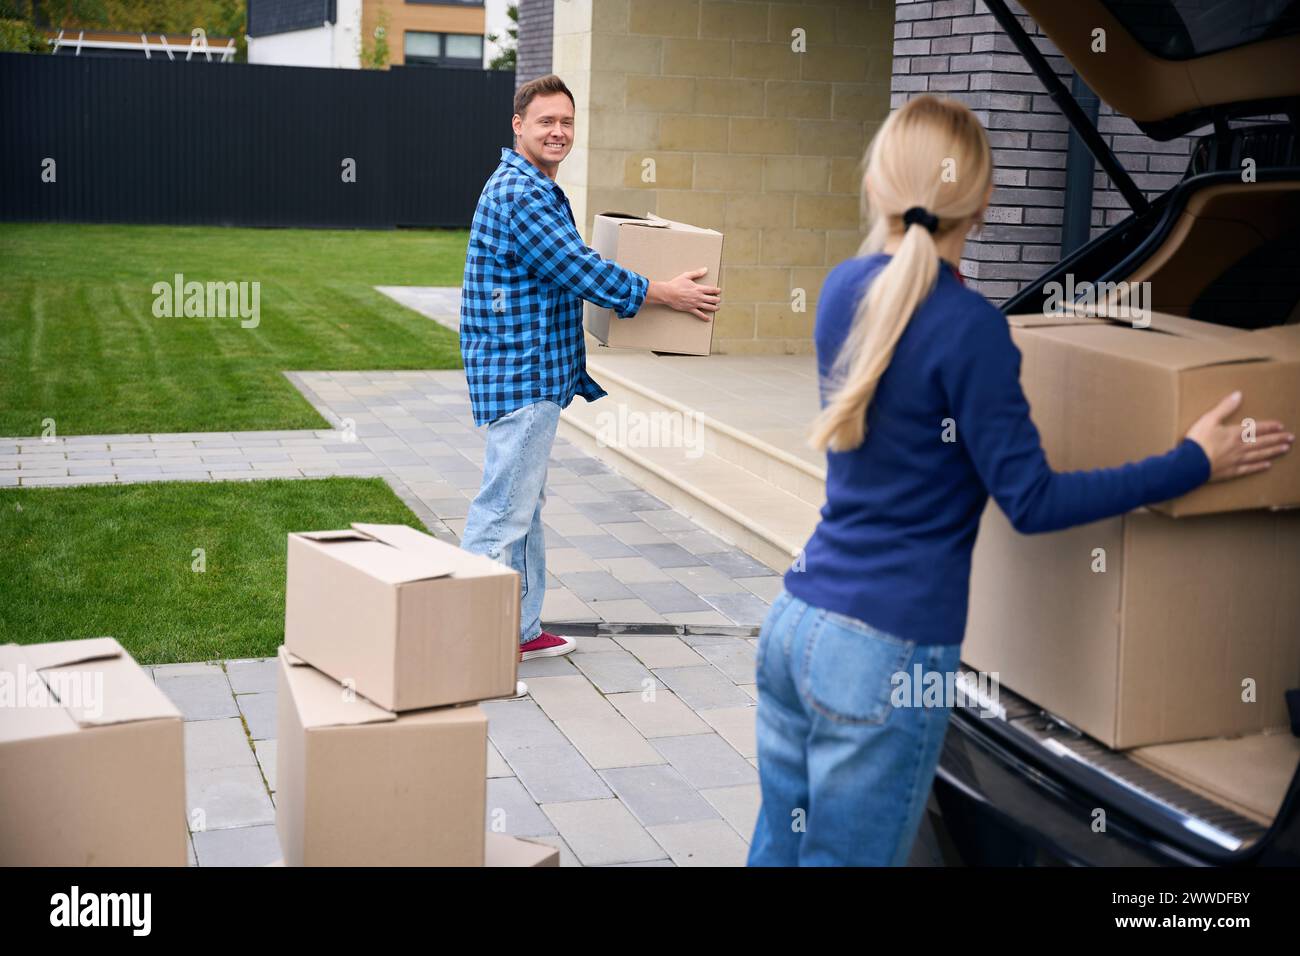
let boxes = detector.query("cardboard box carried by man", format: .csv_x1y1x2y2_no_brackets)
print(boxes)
585,211,724,357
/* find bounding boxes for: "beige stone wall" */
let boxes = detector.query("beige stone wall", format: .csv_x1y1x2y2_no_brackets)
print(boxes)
551,0,894,354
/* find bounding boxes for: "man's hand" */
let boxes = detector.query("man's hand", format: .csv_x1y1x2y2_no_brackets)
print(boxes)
646,267,721,322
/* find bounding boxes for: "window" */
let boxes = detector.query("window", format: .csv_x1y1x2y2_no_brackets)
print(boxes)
403,31,483,67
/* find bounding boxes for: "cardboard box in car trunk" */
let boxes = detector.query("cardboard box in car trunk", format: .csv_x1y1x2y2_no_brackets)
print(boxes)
963,504,1300,749
585,211,723,356
1007,310,1300,516
284,523,518,712
275,646,487,866
0,637,187,866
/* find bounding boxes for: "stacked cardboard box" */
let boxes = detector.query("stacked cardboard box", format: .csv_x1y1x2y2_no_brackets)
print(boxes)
585,211,724,356
963,311,1300,749
0,637,187,866
276,522,558,867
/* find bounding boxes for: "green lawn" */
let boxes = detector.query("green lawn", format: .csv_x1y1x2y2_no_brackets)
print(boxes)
0,223,467,437
0,478,426,664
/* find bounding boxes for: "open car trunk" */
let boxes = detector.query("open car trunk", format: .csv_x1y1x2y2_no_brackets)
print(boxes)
960,2,1300,861
1119,180,1300,325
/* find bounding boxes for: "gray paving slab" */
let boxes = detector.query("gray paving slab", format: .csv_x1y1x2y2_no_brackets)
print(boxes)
236,691,277,741
486,777,558,837
565,534,639,559
184,717,257,773
481,700,612,804
650,733,760,790
628,580,714,614
254,738,277,792
652,665,755,710
192,823,282,867
570,649,655,694
648,819,750,866
187,765,275,831
699,550,776,578
701,591,773,627
157,673,239,721
634,542,707,569
517,656,579,678
600,764,721,827
559,570,635,602
226,658,276,695
540,799,665,867
691,639,758,684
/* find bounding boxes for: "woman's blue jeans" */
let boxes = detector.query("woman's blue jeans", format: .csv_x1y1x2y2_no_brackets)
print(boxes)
460,400,561,646
747,588,961,866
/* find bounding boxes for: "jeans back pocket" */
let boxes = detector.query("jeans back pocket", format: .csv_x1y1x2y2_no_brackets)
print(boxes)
799,610,916,725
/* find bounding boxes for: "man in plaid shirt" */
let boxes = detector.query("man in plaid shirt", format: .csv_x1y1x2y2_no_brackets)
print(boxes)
460,75,721,697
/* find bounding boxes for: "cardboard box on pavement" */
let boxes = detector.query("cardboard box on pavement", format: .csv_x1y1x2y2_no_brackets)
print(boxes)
1006,309,1300,516
284,523,518,712
275,646,487,866
585,211,723,356
963,504,1300,749
0,637,187,866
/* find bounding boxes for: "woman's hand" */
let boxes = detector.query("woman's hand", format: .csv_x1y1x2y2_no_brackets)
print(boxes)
1186,391,1293,481
646,267,721,321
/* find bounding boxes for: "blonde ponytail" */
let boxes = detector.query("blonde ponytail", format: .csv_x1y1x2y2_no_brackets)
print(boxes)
809,95,993,454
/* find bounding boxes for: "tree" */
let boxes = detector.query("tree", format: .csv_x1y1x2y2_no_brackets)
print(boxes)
1,0,47,51
360,7,389,70
487,2,516,71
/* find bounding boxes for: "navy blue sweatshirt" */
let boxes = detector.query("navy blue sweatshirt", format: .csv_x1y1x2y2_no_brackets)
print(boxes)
783,253,1210,645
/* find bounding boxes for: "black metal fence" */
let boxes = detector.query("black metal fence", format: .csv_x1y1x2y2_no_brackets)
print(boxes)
0,52,516,229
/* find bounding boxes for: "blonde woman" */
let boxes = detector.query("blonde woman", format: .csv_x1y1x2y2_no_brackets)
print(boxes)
747,94,1293,867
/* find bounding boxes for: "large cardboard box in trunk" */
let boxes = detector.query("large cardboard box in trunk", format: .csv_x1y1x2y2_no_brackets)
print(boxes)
275,647,487,866
0,637,187,866
585,211,723,356
1007,310,1300,516
964,505,1300,749
285,523,518,712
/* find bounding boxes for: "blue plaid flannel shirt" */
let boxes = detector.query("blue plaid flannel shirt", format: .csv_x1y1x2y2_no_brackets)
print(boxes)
460,148,650,426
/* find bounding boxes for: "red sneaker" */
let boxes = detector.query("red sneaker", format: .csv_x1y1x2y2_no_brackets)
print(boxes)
520,631,577,661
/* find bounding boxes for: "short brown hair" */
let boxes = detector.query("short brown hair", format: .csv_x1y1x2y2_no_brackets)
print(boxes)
513,74,575,120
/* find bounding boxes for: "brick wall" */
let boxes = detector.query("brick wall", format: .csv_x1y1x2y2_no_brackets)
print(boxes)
516,0,555,88
892,0,1201,301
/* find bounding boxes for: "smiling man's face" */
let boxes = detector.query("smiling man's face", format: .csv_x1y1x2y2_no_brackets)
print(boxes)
512,91,574,179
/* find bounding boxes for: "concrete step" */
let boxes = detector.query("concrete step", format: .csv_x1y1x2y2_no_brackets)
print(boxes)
560,360,824,571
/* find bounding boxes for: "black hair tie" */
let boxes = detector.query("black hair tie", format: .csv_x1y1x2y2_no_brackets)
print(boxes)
902,206,939,233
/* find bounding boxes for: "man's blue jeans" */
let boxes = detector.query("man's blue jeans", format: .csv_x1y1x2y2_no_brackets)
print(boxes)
747,588,961,866
460,400,561,646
